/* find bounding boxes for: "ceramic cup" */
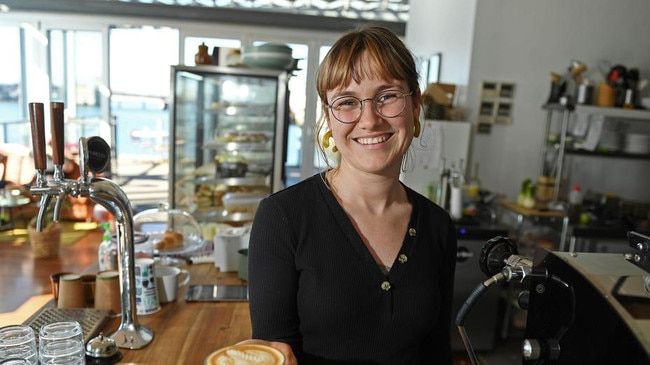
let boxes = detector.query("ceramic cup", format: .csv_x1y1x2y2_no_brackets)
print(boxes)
57,274,86,309
134,258,160,315
154,265,190,303
0,325,37,365
204,344,285,365
94,270,121,314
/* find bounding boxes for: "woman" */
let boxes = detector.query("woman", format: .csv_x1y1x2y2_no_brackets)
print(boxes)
246,26,457,364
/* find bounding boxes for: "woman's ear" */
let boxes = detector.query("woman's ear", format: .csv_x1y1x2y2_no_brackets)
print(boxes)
413,88,422,115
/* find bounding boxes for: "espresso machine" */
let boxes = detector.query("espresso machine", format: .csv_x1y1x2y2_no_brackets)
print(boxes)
522,231,650,364
456,233,650,364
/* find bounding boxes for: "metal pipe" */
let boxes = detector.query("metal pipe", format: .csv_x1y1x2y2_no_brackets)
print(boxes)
87,178,153,349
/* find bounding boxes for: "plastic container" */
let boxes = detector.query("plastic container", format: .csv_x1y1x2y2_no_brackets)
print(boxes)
98,222,117,271
568,185,583,224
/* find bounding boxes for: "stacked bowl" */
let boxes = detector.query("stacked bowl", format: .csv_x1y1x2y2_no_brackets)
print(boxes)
624,133,650,155
241,43,293,70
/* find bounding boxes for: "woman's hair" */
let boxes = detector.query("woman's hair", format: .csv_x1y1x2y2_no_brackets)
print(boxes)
315,26,420,167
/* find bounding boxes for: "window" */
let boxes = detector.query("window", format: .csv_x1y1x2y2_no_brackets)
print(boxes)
49,29,107,152
108,25,179,178
0,26,25,145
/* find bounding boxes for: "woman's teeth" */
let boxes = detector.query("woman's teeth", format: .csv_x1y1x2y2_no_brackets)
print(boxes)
356,135,388,145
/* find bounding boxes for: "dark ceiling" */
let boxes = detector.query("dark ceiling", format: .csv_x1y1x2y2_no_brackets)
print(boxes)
0,0,408,35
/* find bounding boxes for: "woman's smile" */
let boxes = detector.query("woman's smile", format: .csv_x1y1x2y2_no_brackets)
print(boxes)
354,133,393,146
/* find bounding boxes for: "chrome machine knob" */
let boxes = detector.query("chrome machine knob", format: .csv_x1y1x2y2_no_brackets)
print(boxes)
523,338,560,361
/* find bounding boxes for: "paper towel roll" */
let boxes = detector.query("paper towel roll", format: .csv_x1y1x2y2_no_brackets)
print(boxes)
450,186,463,220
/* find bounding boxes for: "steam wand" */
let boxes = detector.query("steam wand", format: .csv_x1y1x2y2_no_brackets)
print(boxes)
28,102,153,349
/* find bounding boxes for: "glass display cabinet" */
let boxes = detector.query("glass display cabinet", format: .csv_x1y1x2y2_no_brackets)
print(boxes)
169,65,288,225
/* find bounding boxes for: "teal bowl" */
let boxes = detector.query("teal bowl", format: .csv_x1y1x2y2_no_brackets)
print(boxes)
242,52,294,70
243,43,291,55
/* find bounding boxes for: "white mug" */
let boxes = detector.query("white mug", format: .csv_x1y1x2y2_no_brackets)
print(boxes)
155,265,190,303
134,258,160,315
214,227,249,272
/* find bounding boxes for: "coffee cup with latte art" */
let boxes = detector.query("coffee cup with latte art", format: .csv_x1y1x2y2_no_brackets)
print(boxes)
205,344,285,365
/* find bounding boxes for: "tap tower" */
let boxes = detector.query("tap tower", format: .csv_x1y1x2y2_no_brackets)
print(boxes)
28,102,153,349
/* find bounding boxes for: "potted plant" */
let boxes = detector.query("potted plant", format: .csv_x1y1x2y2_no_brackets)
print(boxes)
27,207,62,259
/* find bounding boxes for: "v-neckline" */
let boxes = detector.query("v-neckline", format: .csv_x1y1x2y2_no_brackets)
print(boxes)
318,174,419,279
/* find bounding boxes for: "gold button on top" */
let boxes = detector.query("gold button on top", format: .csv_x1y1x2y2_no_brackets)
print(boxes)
381,281,391,291
398,254,408,264
408,228,416,237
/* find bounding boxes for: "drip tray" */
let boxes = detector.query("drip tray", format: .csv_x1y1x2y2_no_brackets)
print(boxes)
24,307,111,345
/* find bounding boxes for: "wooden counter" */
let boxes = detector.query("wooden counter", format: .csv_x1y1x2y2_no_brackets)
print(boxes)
0,224,101,314
108,264,251,364
1,226,252,363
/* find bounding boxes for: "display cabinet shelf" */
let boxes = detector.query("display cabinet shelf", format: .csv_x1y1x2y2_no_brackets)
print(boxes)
169,65,288,224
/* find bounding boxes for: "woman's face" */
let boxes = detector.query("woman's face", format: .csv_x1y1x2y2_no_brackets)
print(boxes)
325,76,420,176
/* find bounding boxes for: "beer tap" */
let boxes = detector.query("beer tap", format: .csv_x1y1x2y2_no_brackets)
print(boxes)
49,102,67,222
28,103,53,231
28,102,153,349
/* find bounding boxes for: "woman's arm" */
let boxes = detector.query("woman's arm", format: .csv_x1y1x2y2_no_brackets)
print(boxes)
247,197,303,357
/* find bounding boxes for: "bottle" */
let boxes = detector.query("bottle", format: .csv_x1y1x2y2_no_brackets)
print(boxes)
195,42,212,65
568,184,583,224
97,222,117,271
623,89,635,109
210,47,220,65
449,162,463,220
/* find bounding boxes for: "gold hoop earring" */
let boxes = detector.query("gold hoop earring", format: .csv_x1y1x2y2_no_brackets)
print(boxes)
414,118,421,138
323,130,338,152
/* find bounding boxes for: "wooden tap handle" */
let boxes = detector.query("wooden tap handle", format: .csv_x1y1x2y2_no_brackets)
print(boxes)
29,102,47,171
50,102,65,166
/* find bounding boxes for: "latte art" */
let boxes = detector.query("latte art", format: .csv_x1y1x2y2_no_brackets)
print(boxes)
205,344,285,365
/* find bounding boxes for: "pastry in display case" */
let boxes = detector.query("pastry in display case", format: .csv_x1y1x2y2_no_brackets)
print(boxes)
169,65,288,226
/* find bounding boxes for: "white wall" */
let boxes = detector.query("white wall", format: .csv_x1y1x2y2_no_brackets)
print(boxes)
406,0,476,101
409,0,650,203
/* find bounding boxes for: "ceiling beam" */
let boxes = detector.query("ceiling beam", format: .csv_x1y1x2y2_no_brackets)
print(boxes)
0,0,406,35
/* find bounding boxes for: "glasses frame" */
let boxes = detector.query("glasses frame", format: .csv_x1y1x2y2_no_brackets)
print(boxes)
325,90,414,124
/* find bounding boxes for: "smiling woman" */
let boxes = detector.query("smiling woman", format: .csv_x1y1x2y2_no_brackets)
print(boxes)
245,26,457,365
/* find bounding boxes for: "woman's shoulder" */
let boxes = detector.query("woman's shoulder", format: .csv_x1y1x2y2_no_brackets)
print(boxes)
264,173,326,203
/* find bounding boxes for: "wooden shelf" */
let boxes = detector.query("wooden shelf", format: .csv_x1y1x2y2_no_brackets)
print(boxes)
544,103,650,121
565,148,650,160
499,201,566,218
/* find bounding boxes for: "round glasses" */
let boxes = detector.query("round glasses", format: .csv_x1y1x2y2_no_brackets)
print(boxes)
325,90,413,124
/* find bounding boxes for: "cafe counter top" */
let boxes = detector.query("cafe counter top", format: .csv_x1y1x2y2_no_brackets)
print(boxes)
108,263,251,364
0,226,252,363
